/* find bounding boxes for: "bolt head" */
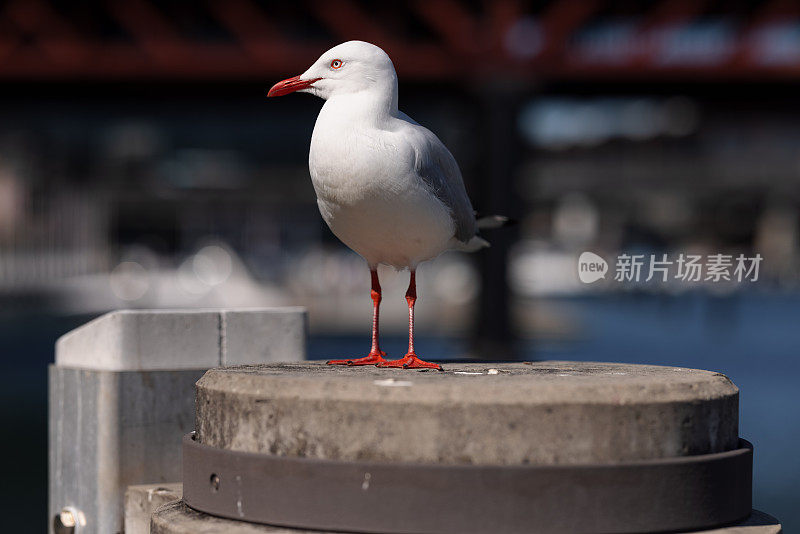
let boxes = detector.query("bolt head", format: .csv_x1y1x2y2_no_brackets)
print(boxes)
53,507,85,534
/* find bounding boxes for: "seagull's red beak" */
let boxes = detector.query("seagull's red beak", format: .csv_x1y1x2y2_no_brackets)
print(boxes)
267,75,321,97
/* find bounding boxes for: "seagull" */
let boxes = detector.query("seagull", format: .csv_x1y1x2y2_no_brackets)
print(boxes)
268,41,507,370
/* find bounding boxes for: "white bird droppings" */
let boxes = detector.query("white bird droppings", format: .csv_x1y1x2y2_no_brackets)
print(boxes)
362,472,371,491
487,369,499,375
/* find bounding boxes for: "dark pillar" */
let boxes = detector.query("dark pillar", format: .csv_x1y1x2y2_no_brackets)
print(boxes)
472,83,524,360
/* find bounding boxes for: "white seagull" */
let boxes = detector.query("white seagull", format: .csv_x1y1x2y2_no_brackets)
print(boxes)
268,41,506,370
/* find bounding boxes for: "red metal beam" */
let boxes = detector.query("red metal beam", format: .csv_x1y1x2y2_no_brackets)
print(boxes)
5,0,88,66
0,0,795,82
413,0,480,56
311,0,455,78
107,0,193,64
312,0,398,49
209,0,321,69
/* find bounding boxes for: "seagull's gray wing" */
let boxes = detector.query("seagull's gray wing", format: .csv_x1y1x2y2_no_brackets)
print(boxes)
400,116,476,243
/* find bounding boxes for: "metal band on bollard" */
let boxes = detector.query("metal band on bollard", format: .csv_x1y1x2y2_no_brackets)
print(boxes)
183,433,752,534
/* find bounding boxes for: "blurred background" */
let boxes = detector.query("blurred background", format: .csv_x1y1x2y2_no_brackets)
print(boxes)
1,0,798,531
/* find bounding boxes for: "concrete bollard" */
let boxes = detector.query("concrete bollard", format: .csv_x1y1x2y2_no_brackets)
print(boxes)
48,308,307,534
154,361,782,533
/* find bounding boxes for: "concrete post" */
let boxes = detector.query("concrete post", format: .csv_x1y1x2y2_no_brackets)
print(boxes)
153,361,782,533
48,308,307,534
195,361,739,465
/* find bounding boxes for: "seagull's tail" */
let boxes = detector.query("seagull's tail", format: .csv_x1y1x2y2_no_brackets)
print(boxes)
476,214,516,230
454,215,514,252
456,235,491,252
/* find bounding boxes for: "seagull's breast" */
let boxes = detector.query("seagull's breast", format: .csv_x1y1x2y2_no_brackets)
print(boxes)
308,119,455,268
310,126,406,203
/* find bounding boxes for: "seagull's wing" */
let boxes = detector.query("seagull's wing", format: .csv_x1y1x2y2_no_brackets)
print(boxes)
398,114,476,243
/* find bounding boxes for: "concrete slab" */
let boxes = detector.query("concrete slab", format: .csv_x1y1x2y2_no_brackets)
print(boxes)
56,308,309,370
124,483,182,534
701,510,782,533
56,309,220,370
196,361,739,465
151,500,326,533
221,307,307,365
151,503,781,534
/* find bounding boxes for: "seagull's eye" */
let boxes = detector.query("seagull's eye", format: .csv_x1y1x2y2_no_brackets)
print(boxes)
330,59,343,70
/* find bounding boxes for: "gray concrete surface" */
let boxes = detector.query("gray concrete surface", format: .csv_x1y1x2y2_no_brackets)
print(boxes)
702,510,783,533
56,309,220,370
196,361,739,465
151,501,327,533
124,483,182,534
151,502,781,533
221,308,307,365
49,308,307,534
56,308,307,370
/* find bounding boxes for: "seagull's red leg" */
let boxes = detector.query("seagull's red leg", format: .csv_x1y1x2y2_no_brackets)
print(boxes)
378,270,443,371
328,268,388,366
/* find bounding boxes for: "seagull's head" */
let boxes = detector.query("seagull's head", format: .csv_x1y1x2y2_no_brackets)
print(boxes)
267,41,397,102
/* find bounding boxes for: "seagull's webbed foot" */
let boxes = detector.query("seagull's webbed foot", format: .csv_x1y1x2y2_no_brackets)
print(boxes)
377,353,443,371
327,350,387,366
